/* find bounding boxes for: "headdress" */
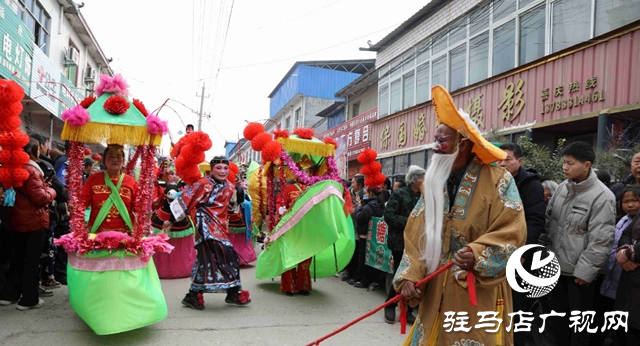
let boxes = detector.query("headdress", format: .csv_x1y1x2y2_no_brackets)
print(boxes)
210,156,230,166
431,85,506,164
357,148,386,191
60,73,167,146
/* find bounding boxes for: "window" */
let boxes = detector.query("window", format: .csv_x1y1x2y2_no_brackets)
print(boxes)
284,116,291,131
417,41,430,65
595,0,640,36
379,65,389,85
494,0,517,22
294,107,301,128
351,103,360,118
394,155,408,175
432,56,447,88
390,58,402,80
409,151,426,167
66,43,79,85
469,32,489,84
520,5,546,65
492,20,516,76
433,31,448,55
380,158,394,176
18,0,51,54
416,63,430,103
519,0,538,8
379,84,389,117
552,0,592,52
403,71,415,109
470,5,490,36
390,79,402,114
450,44,467,91
449,18,467,45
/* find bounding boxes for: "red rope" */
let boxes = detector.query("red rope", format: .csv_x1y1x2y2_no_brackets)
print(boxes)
305,261,454,346
305,248,476,346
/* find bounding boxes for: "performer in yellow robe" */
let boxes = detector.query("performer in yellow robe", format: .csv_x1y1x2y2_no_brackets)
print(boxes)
393,85,526,346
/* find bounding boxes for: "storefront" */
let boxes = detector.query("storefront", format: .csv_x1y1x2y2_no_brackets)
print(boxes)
316,107,378,178
371,25,640,176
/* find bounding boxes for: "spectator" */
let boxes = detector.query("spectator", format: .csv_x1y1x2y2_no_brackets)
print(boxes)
29,133,68,291
83,158,94,183
593,185,640,346
341,174,365,283
594,168,612,188
610,151,640,221
383,165,424,325
498,143,546,346
352,185,385,289
392,177,406,192
541,141,616,345
54,141,70,186
0,138,56,310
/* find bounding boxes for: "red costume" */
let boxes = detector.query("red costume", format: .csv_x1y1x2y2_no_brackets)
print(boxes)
80,172,138,233
277,182,312,295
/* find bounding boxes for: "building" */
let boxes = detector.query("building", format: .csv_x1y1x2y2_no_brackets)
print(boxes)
364,0,640,177
231,60,375,164
316,67,380,178
1,0,113,153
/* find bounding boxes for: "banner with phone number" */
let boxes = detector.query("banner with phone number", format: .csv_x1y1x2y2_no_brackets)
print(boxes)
365,216,393,274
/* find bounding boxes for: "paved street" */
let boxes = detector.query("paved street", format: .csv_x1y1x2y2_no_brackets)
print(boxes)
0,253,407,346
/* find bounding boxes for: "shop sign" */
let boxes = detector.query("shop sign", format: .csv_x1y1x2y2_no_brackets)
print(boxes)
30,45,60,115
540,76,605,114
317,107,377,161
0,0,34,93
58,74,84,116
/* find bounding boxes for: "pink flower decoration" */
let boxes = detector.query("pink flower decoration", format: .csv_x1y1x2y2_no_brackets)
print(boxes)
61,105,90,127
95,73,130,98
146,114,169,135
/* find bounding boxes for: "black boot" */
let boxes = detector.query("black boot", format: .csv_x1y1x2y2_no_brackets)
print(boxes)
181,291,204,310
406,308,416,325
384,306,396,324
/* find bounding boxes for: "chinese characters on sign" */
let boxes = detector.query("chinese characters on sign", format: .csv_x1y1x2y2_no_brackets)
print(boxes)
413,113,427,141
498,79,525,122
380,125,391,150
541,76,605,114
317,107,377,161
0,0,35,92
443,310,628,334
397,121,407,147
464,94,485,128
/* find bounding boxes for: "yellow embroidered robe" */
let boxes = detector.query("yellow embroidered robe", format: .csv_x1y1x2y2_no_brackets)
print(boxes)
393,157,526,346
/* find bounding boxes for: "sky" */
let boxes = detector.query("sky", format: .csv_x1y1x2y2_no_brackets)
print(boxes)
80,0,429,158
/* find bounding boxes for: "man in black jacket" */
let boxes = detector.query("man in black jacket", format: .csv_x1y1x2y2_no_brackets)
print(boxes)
383,165,424,325
498,142,546,346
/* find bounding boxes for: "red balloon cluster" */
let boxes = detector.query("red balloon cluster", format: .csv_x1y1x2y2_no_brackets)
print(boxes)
357,148,386,189
243,122,282,163
0,80,29,188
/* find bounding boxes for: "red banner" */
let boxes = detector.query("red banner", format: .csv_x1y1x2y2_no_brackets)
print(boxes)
317,107,377,161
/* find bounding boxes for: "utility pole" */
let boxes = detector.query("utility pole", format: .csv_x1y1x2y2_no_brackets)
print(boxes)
196,83,209,131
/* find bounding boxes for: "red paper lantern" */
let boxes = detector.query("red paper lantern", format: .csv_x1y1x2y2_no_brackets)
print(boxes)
84,147,91,155
91,153,101,161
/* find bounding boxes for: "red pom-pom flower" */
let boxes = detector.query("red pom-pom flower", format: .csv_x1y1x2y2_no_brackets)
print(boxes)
61,105,90,127
0,79,25,104
272,129,289,139
103,95,130,115
324,137,337,148
133,99,148,116
293,127,314,140
0,130,30,148
243,122,265,141
79,95,96,109
357,148,377,164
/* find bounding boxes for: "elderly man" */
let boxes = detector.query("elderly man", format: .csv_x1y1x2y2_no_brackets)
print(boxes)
383,165,424,324
393,85,526,346
611,151,640,221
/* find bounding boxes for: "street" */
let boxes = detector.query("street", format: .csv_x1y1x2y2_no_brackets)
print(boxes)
0,255,406,346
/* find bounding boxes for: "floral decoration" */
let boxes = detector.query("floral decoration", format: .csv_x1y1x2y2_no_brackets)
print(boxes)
146,114,169,135
95,73,130,98
55,231,174,262
61,105,91,127
104,95,130,115
237,290,250,303
133,99,148,116
293,127,314,139
79,95,96,108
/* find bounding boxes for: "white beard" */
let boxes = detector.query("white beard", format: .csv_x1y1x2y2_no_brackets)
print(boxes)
421,149,459,274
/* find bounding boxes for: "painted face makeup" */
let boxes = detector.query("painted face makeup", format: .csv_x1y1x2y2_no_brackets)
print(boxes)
211,163,229,181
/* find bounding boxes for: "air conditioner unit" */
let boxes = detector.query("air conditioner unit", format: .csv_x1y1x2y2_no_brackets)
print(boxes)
84,67,96,83
65,47,79,66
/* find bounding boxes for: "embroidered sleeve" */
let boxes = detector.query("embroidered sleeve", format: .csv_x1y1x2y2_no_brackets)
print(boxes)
466,171,526,287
